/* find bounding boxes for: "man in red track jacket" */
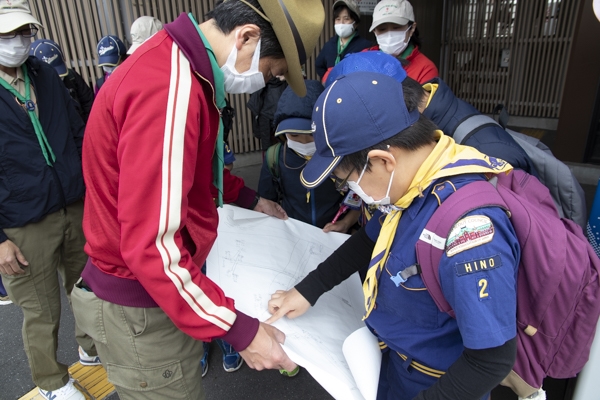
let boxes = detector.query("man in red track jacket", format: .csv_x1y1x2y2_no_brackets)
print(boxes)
71,1,324,398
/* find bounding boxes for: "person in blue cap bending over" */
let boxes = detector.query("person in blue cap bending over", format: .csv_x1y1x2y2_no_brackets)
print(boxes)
258,79,359,232
30,39,94,123
266,72,519,400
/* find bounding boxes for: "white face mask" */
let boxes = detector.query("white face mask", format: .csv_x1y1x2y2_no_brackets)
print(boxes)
102,65,116,74
376,30,409,56
0,35,30,68
221,31,265,94
334,23,354,39
287,138,316,157
347,157,395,206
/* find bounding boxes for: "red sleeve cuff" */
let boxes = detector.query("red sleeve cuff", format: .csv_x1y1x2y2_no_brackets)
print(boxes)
235,186,257,209
220,310,260,351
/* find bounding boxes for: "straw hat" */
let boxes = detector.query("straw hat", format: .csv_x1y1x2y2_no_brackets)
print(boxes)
257,0,325,97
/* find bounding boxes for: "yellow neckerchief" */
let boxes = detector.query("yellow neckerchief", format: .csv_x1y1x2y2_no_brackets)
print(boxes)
422,82,439,108
362,131,513,318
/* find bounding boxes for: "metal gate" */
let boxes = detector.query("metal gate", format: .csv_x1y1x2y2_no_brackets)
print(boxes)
441,0,580,118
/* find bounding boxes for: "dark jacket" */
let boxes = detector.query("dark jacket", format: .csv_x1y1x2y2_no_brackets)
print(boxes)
0,57,85,243
62,68,94,123
258,143,343,228
315,34,372,80
246,77,288,151
423,77,537,175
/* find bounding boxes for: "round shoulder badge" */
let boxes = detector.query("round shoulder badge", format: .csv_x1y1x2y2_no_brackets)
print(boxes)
445,215,495,257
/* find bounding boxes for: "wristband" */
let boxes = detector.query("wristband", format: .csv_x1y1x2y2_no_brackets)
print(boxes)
250,194,261,210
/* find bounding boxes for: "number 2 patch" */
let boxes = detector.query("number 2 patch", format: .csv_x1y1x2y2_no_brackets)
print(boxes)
477,277,491,301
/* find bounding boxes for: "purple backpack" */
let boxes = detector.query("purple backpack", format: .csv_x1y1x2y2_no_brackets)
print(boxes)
415,169,600,398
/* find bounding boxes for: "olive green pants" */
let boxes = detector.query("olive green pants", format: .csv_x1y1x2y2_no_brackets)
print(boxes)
1,200,96,391
72,284,206,400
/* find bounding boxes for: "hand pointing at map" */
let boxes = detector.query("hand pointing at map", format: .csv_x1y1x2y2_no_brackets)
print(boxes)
266,288,311,324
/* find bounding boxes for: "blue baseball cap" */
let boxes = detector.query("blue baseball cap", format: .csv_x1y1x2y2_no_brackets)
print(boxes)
30,39,67,77
274,80,324,136
97,35,127,66
325,51,407,87
300,72,420,188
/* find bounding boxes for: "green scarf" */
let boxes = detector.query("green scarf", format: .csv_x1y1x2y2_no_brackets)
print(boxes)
0,64,55,166
335,32,356,65
189,13,226,207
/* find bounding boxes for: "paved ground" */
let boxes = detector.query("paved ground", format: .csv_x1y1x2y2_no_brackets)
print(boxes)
0,155,594,400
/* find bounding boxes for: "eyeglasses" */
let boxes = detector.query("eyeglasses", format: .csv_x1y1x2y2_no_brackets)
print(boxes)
0,26,38,40
332,167,356,191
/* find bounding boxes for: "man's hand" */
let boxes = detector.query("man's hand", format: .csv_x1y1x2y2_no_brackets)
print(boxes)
253,197,288,220
266,288,311,324
239,322,296,371
0,240,28,275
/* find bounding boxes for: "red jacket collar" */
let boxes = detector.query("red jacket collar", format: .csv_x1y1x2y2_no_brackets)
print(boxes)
164,13,215,89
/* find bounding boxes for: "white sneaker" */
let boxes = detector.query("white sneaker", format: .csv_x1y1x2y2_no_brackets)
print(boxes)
39,378,85,400
0,294,12,305
78,346,101,366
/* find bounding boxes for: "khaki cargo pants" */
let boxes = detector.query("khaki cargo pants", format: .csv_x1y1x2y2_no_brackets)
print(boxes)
1,200,96,391
71,284,206,400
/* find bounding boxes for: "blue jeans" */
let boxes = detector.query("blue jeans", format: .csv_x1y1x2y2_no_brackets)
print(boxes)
0,278,7,296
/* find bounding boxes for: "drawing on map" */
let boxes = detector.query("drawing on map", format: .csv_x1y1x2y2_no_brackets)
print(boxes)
206,206,378,400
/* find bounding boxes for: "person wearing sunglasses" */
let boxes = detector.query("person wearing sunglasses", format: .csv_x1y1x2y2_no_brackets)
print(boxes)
0,1,97,399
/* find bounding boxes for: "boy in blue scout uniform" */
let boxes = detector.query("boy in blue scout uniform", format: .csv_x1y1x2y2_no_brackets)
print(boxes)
267,72,519,399
258,80,358,232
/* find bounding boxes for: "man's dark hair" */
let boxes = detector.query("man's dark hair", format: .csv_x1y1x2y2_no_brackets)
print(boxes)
207,0,284,59
338,114,438,174
333,4,360,24
401,76,428,111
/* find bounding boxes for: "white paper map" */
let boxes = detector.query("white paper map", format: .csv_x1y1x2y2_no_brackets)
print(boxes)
206,205,377,400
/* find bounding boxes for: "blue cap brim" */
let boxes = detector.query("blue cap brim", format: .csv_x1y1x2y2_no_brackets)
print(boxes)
300,153,342,189
55,63,67,77
98,55,120,66
274,117,314,137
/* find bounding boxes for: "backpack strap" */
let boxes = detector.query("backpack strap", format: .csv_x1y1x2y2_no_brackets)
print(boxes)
452,114,501,144
266,142,281,179
415,179,509,317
